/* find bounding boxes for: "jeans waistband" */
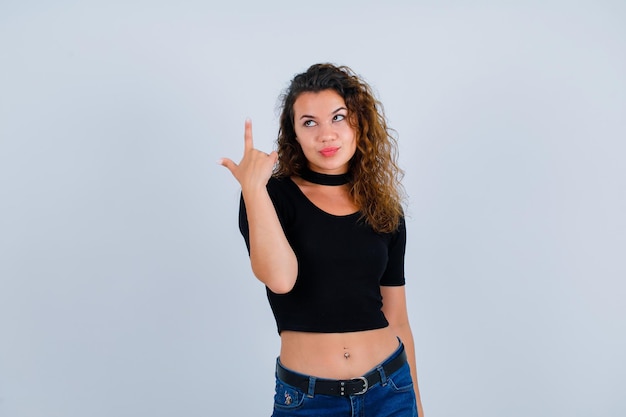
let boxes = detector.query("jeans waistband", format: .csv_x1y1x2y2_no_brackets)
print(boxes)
276,341,407,397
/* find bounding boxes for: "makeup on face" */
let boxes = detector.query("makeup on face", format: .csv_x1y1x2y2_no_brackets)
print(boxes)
293,90,357,175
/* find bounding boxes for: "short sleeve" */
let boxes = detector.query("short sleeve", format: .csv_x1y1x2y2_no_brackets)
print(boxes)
238,193,251,253
238,177,293,255
379,216,406,286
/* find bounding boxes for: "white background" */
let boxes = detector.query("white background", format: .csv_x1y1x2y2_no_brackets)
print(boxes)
1,1,624,416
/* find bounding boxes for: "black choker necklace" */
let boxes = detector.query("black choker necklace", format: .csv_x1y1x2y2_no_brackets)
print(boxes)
300,167,350,186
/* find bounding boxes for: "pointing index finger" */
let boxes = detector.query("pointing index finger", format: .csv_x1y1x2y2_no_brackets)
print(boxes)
244,118,253,153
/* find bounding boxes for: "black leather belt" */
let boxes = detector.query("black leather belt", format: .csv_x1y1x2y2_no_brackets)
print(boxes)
276,345,407,397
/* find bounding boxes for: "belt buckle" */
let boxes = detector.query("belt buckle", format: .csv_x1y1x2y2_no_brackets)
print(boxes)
351,376,369,395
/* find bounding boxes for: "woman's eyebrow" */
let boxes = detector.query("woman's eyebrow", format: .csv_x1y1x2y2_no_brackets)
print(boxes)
299,107,348,120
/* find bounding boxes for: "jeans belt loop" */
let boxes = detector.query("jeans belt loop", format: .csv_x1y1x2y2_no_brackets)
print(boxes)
307,376,316,398
377,364,388,386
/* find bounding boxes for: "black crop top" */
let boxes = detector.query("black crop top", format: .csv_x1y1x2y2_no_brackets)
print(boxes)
239,176,406,334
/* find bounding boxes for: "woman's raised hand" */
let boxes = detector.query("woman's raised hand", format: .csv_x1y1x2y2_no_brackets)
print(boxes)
219,119,278,190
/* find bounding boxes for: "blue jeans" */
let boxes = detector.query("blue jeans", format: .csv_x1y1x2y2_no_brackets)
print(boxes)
271,343,418,417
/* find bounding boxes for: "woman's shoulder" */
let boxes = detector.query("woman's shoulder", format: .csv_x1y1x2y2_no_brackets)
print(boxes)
266,175,301,204
265,175,301,222
267,174,295,193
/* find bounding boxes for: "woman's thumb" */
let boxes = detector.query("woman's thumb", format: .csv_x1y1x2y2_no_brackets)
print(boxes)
218,158,237,175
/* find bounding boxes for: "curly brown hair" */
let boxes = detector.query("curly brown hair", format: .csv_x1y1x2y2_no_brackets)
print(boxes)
274,63,405,233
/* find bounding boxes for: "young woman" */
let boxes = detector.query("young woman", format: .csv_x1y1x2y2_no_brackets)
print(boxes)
220,63,424,417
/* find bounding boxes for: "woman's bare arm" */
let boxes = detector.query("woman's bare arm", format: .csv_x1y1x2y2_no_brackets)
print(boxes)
381,285,425,417
220,119,298,294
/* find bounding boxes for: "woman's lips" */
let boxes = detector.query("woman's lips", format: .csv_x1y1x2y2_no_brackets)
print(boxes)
320,147,340,157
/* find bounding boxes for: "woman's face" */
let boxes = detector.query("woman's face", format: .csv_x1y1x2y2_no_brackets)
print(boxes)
292,89,357,175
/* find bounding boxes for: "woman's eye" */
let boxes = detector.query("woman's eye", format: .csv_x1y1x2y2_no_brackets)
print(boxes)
303,120,316,127
333,114,346,122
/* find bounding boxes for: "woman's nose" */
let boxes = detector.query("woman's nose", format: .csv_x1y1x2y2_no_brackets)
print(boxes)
318,123,337,142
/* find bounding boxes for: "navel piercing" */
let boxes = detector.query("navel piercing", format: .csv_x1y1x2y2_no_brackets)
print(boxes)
343,347,350,359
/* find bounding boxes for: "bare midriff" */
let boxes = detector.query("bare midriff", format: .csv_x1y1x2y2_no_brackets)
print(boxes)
279,327,400,380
